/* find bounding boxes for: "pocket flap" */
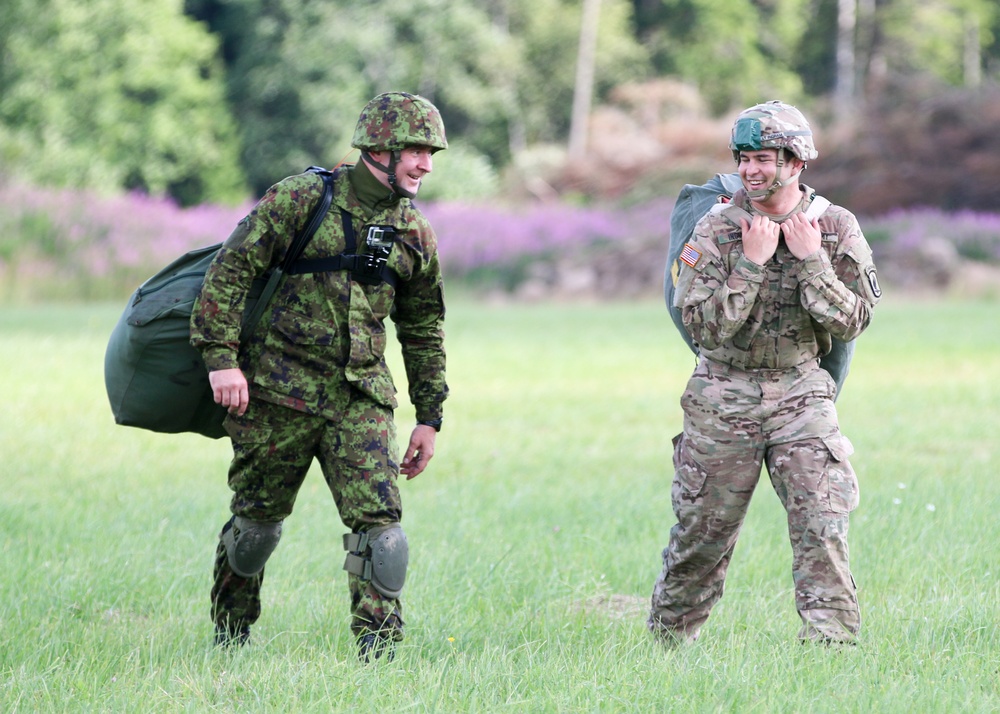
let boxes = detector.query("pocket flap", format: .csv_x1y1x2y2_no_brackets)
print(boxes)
822,434,855,462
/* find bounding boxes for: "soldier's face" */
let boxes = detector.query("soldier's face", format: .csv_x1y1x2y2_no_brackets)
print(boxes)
371,146,434,196
739,149,804,195
738,149,781,192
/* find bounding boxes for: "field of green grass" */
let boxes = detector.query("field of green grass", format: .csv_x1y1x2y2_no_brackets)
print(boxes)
2,296,998,712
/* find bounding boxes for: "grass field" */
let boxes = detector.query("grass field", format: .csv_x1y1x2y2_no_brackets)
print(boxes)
1,296,998,712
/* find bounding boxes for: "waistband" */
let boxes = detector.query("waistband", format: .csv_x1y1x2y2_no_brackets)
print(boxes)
701,356,821,380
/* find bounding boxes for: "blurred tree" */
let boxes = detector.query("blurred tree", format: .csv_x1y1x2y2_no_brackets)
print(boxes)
874,0,997,87
187,0,508,194
800,0,1000,103
0,0,246,205
186,0,648,196
569,0,602,159
793,0,839,96
630,0,805,113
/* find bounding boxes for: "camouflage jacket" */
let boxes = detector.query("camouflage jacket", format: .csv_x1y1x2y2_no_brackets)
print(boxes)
190,164,447,423
674,185,881,370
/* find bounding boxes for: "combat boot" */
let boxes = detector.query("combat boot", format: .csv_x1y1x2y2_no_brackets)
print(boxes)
357,632,395,663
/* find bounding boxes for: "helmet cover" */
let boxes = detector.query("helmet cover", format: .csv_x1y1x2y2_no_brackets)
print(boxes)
352,92,448,153
730,100,817,162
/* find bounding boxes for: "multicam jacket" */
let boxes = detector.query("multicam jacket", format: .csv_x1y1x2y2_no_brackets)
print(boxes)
674,185,881,370
190,164,447,424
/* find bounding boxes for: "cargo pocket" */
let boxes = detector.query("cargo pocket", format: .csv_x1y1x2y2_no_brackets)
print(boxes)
349,325,387,367
821,434,859,513
223,406,272,445
672,432,710,499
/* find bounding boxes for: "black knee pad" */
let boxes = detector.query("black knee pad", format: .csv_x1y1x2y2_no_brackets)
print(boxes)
222,515,283,578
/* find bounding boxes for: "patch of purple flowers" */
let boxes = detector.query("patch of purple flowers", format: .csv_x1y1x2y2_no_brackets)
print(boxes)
1,180,998,300
423,198,674,272
864,208,1000,263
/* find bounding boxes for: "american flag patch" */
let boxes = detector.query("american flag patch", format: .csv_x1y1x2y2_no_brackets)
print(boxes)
679,243,702,268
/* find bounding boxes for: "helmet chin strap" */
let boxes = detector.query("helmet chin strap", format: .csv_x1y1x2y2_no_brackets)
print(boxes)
745,149,786,200
745,150,801,201
361,150,416,199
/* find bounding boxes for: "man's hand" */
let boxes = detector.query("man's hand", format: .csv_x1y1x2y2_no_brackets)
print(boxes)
400,424,437,480
740,214,781,265
782,212,822,260
208,368,249,416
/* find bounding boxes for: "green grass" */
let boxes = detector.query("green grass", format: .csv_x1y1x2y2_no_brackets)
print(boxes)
2,296,998,712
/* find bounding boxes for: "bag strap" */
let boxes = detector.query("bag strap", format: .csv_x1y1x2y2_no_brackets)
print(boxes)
805,195,831,220
286,208,399,289
239,168,335,342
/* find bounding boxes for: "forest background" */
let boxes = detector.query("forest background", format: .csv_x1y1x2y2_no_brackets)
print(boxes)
2,0,1000,300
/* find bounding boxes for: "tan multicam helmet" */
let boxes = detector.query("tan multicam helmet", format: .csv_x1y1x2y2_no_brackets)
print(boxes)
729,100,817,163
352,92,448,153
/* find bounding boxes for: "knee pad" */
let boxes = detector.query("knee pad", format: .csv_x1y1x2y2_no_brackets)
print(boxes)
222,515,283,578
342,523,408,599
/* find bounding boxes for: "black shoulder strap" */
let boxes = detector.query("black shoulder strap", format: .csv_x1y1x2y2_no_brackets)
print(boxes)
240,168,335,341
286,208,398,289
283,169,335,268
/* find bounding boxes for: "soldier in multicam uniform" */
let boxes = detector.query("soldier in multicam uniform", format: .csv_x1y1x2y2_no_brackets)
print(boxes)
648,101,882,646
190,92,449,662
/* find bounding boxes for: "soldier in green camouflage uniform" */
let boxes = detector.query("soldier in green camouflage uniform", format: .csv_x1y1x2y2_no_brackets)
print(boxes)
648,101,882,645
190,92,449,661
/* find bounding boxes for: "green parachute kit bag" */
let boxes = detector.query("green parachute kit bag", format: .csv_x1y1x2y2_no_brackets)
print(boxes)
664,172,855,398
104,168,334,438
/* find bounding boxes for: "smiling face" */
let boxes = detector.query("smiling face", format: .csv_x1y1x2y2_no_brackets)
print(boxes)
369,146,434,197
738,148,804,206
738,148,780,193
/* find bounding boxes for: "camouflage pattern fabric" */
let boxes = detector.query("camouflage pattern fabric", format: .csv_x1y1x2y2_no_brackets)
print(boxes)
649,186,879,644
191,164,447,424
648,359,861,643
673,186,880,368
351,92,448,153
729,100,818,163
211,396,405,638
193,161,447,641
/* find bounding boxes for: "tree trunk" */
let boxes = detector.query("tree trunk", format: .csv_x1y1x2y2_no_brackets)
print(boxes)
964,12,982,88
834,0,857,117
569,0,600,159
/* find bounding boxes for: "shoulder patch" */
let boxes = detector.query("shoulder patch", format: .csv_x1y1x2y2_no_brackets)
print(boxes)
679,243,702,268
865,265,882,299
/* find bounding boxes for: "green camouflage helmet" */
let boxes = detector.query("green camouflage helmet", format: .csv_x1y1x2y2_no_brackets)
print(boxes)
352,92,448,153
730,100,818,163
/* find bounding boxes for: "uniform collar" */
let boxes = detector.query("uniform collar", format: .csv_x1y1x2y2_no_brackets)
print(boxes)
349,160,402,214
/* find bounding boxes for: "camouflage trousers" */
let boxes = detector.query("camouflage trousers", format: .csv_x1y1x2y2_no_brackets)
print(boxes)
648,357,861,644
211,390,404,640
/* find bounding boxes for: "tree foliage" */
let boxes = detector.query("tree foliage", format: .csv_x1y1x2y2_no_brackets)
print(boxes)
877,0,997,86
3,0,1000,205
0,0,245,205
632,0,806,112
186,0,648,195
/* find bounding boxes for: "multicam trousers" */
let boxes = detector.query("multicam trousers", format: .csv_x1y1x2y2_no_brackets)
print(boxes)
649,357,861,643
211,389,404,640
